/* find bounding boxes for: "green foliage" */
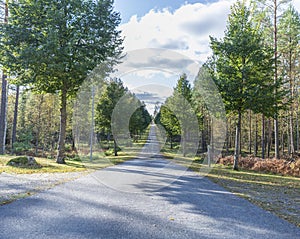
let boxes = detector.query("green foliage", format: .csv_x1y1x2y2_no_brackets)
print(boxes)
95,78,127,134
210,1,277,117
0,0,123,162
157,73,198,154
1,0,123,92
129,104,152,140
95,78,151,154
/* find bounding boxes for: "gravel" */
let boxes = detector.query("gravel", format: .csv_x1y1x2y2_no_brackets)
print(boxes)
0,171,87,204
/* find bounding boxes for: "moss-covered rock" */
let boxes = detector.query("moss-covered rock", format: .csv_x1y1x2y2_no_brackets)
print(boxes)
7,156,41,168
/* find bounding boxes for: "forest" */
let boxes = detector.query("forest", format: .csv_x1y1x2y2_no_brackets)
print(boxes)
156,1,300,173
0,0,300,175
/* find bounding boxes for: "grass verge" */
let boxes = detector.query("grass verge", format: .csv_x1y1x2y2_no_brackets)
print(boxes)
0,155,86,174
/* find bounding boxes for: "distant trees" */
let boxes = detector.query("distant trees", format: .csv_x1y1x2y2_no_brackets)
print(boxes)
129,104,152,141
95,79,127,156
156,73,198,156
95,79,151,156
0,0,123,163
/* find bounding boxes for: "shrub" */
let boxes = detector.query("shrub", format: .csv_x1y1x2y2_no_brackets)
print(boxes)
217,156,300,177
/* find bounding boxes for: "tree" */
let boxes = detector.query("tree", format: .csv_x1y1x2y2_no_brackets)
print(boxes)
159,73,197,156
0,0,8,155
11,84,19,153
251,0,292,159
95,78,127,156
278,5,300,155
210,1,276,170
0,0,123,163
157,105,180,149
129,103,151,141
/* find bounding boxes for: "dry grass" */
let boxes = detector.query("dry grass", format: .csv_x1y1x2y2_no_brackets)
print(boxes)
218,156,300,177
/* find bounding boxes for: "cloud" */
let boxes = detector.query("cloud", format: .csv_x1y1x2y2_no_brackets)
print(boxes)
292,0,300,12
134,92,165,104
129,84,173,114
113,48,200,83
119,0,233,63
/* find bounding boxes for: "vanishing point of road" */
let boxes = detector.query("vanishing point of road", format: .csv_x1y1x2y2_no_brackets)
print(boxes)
0,125,299,239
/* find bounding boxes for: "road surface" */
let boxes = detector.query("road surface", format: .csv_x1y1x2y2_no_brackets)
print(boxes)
0,125,299,238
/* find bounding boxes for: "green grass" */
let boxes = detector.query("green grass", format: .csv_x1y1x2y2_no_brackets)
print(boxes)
160,149,300,227
0,155,87,174
0,131,150,175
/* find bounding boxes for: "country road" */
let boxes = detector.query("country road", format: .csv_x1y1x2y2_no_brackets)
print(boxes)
0,125,299,239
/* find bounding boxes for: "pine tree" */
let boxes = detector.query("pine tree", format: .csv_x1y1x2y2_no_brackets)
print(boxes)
278,5,300,154
0,0,123,163
210,1,276,170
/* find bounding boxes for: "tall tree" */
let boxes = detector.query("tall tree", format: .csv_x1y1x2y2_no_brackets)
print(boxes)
252,0,292,159
0,0,123,163
11,84,19,153
95,78,127,156
210,1,276,170
278,5,300,155
157,105,180,149
129,103,151,141
0,0,8,155
159,73,197,156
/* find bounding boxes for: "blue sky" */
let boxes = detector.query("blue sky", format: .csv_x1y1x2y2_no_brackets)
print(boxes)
111,0,300,114
114,0,217,23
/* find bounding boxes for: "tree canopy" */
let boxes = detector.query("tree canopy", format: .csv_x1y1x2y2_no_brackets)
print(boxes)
210,1,278,169
0,0,123,163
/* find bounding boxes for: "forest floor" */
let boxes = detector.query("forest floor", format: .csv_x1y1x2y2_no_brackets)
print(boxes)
162,150,300,227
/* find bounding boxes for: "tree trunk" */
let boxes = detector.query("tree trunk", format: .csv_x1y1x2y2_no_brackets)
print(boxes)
90,86,95,161
0,3,8,155
254,115,258,157
0,74,8,155
233,111,242,170
229,118,232,149
296,109,299,152
56,88,67,164
262,114,265,159
267,119,272,158
210,117,214,157
113,139,118,156
281,127,285,154
273,0,280,160
249,110,252,154
11,85,20,154
35,95,44,156
226,118,229,155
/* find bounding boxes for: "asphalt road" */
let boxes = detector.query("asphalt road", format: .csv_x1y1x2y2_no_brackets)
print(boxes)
0,125,299,239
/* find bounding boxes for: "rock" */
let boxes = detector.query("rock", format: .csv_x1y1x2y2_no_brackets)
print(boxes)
7,156,41,168
27,156,37,166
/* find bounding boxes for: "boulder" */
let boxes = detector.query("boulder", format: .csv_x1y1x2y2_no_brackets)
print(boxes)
7,156,41,168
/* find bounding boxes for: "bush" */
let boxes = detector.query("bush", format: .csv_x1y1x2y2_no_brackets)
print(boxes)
13,142,32,155
217,156,300,177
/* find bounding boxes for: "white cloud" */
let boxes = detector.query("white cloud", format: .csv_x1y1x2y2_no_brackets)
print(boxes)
119,0,234,63
292,0,300,12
